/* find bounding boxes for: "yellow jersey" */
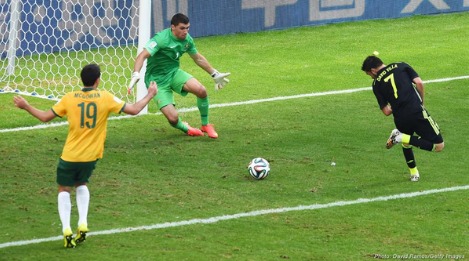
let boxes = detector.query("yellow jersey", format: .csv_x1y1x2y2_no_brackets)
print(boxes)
52,88,125,162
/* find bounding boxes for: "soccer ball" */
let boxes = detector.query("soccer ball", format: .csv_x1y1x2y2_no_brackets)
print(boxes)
248,157,270,180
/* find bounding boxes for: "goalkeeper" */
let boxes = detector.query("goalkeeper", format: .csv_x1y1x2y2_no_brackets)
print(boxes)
128,13,229,139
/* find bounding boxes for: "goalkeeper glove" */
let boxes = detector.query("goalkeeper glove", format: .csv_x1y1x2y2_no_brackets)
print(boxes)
211,70,230,90
127,72,140,94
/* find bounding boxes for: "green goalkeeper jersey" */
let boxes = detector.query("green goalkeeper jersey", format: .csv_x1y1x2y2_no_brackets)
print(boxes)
144,28,198,83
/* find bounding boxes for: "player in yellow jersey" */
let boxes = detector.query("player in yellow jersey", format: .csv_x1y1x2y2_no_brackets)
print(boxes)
13,64,157,248
128,13,230,139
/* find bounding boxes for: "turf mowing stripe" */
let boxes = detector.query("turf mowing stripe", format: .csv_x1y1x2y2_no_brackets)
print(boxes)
1,185,467,249
1,75,468,133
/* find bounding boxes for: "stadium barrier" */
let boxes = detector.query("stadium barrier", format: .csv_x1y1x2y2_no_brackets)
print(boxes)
1,0,467,101
1,0,468,58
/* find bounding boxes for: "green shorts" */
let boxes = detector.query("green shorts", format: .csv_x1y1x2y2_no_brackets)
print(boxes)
56,158,97,186
145,69,193,109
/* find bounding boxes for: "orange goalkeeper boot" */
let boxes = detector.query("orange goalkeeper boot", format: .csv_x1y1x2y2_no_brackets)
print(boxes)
183,122,204,137
201,124,218,139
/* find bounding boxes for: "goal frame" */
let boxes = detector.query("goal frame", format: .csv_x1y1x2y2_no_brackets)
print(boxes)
1,0,151,114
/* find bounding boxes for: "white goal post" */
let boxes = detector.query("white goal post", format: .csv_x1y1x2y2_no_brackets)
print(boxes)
0,0,150,110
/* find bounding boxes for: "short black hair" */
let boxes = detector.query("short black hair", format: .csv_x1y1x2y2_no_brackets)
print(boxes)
81,64,101,86
171,13,189,26
361,56,383,72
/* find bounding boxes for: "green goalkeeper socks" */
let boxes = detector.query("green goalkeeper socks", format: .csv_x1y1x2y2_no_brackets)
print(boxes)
170,96,209,133
197,97,209,125
171,118,188,132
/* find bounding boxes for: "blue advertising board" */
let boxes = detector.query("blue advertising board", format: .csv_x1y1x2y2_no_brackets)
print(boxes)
1,0,468,58
181,0,469,36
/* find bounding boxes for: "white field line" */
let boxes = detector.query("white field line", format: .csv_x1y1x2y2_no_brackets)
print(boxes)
1,185,468,249
1,75,468,134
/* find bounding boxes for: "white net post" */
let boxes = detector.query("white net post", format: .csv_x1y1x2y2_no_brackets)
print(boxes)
6,0,21,76
136,0,151,114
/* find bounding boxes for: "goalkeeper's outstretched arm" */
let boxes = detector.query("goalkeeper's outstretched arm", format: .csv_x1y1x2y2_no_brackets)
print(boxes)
189,52,215,75
128,49,151,93
132,49,151,74
189,52,230,90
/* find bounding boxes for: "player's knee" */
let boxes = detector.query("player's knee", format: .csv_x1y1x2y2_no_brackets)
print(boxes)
167,117,178,126
195,85,207,98
161,105,179,125
434,142,444,152
185,79,207,98
164,112,179,125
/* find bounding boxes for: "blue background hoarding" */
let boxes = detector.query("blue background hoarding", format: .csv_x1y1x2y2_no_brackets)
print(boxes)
185,0,469,36
1,0,468,58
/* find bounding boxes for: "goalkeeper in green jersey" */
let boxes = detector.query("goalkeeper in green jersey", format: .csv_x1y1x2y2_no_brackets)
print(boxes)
128,13,230,139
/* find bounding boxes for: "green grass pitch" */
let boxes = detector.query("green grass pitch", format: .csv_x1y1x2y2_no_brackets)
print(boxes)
0,12,468,260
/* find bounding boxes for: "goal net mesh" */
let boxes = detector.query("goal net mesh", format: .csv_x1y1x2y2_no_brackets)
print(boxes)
0,0,139,103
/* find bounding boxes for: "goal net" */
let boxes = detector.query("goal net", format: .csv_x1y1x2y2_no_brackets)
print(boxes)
0,0,140,103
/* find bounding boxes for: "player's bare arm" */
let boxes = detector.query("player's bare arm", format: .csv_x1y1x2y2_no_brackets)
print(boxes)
128,49,152,93
13,96,56,122
413,77,425,103
381,104,392,116
133,49,151,73
190,52,230,90
189,52,215,74
123,81,158,115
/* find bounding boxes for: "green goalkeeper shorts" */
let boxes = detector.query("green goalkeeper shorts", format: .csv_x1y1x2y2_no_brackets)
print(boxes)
146,69,193,109
56,158,97,186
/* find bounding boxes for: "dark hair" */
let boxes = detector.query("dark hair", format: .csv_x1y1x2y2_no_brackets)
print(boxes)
361,56,383,72
81,64,101,86
171,13,189,26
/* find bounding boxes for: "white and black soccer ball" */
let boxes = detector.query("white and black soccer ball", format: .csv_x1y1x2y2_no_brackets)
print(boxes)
248,157,270,180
